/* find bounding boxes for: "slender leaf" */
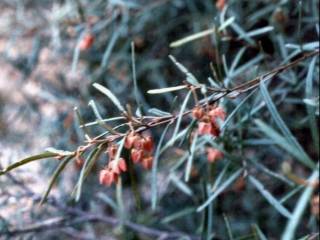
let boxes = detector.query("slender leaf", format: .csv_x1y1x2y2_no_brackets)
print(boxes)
255,119,315,169
281,166,319,240
171,91,192,146
197,169,242,212
151,124,170,210
147,85,187,94
40,155,74,205
0,152,58,175
184,132,198,182
249,176,292,219
93,83,125,112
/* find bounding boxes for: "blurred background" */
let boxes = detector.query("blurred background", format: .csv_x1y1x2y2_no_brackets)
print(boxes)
0,0,319,239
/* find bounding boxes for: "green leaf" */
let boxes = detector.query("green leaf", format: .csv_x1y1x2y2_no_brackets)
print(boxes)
75,147,100,201
305,57,319,152
147,85,187,94
169,55,199,85
249,176,292,219
0,152,58,175
253,224,268,240
197,169,242,212
170,27,215,48
161,207,195,224
131,42,142,114
40,155,74,205
281,166,319,240
171,91,192,146
260,80,312,163
151,124,170,210
93,83,125,112
169,173,193,196
184,132,198,182
254,119,315,169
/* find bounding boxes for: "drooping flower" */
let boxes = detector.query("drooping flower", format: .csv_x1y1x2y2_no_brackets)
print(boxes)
99,169,118,186
106,144,118,159
141,156,153,170
209,106,226,121
131,148,144,163
216,0,226,11
108,158,127,174
198,122,213,135
143,136,154,152
206,147,224,163
192,106,205,120
79,33,95,50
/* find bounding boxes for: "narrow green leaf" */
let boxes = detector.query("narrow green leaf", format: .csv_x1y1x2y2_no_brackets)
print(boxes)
0,152,58,175
75,147,100,201
161,207,195,224
170,27,215,48
169,55,199,85
147,85,187,94
253,224,268,240
151,124,170,210
249,176,292,219
281,166,319,240
260,80,313,163
255,119,315,169
184,132,198,182
171,91,192,146
197,169,242,212
305,57,319,152
101,30,120,68
131,42,142,114
169,173,193,196
97,192,117,210
93,83,125,112
40,155,74,205
218,17,235,32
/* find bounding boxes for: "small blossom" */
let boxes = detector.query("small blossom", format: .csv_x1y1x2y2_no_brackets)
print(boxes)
125,132,137,149
192,106,205,120
108,158,127,174
198,122,212,135
79,33,95,50
131,148,144,163
99,169,118,186
216,0,226,11
141,156,153,170
210,123,220,137
206,147,223,163
107,144,118,159
143,136,154,152
209,106,226,121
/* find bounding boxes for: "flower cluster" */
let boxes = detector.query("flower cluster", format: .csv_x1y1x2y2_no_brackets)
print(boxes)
99,144,127,186
99,132,154,186
125,132,154,170
192,105,226,137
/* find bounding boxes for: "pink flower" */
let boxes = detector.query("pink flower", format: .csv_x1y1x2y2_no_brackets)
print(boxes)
206,148,223,163
141,156,153,170
131,148,144,163
99,169,118,186
198,122,213,135
108,158,127,174
209,107,226,121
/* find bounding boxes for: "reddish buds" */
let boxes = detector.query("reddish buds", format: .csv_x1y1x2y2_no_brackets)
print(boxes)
192,105,226,137
79,33,95,51
192,106,205,120
206,147,223,163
